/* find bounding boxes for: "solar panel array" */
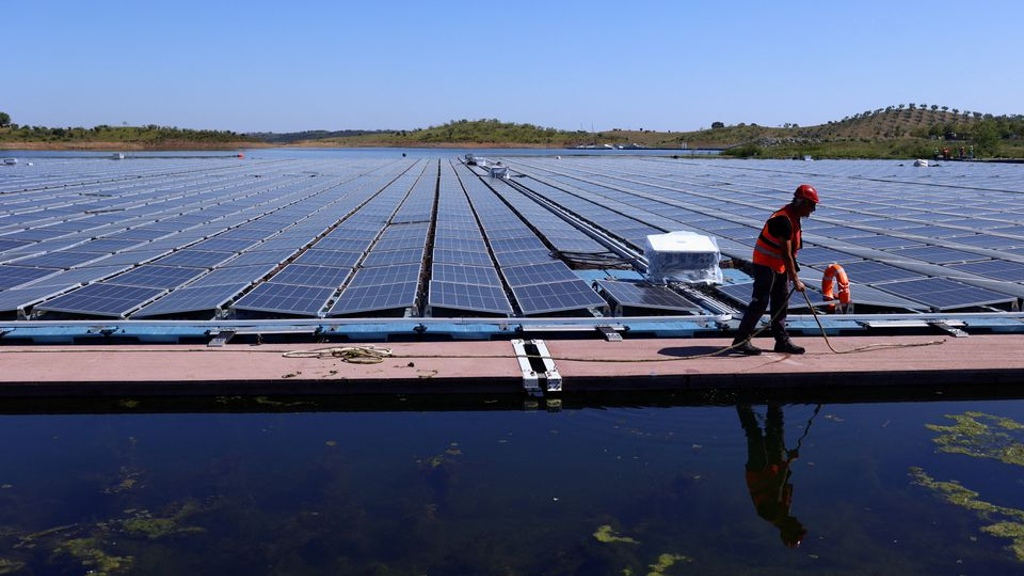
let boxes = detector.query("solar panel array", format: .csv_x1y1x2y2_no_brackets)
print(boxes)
3,155,1024,320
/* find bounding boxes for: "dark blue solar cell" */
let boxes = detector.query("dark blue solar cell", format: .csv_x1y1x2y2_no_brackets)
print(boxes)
596,280,702,313
501,261,580,287
191,238,260,252
109,265,205,290
291,249,362,268
432,249,492,267
154,250,234,268
822,260,923,284
373,236,426,252
361,249,423,267
36,283,165,317
427,281,512,315
874,277,1015,310
232,282,334,316
432,236,488,252
0,265,56,289
133,282,249,318
328,281,419,315
271,264,351,288
346,264,421,288
74,239,143,253
9,250,104,269
889,246,988,264
511,279,606,315
948,260,1024,283
222,249,296,268
189,265,275,288
847,235,925,250
489,237,548,253
494,249,554,267
430,263,501,286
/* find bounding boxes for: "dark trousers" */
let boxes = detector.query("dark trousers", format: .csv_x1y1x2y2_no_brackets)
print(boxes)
735,263,790,342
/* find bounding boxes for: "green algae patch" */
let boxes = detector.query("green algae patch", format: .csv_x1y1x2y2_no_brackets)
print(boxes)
54,537,133,575
122,501,206,539
0,559,25,575
419,442,463,469
594,524,639,544
911,467,1024,560
926,412,1024,466
647,553,692,576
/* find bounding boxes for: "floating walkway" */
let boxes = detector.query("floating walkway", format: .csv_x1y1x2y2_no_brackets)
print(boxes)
2,334,1022,398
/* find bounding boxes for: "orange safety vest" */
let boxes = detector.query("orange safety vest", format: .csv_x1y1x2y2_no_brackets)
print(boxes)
752,205,802,274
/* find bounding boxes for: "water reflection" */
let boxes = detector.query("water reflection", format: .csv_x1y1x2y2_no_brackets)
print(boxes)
738,404,810,547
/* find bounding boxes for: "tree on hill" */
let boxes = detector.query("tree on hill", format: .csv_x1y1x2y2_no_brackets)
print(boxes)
0,112,10,128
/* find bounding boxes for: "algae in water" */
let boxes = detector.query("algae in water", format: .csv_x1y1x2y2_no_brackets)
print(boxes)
926,412,1024,466
593,524,640,545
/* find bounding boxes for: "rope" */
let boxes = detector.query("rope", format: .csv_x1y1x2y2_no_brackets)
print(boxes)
801,291,945,354
282,345,393,364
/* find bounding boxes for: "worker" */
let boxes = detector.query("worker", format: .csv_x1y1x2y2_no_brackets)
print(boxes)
732,184,819,355
738,404,808,548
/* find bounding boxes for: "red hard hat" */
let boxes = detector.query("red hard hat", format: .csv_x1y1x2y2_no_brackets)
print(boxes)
794,184,819,203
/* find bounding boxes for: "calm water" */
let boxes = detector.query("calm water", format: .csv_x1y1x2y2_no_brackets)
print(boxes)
3,396,1024,575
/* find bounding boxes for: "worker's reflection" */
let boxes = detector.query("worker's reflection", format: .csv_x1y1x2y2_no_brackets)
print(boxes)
738,404,807,547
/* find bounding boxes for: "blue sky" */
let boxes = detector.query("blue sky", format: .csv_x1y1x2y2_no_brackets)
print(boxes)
4,0,1020,133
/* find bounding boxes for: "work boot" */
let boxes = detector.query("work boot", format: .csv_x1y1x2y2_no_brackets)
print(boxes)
732,338,762,356
774,339,805,354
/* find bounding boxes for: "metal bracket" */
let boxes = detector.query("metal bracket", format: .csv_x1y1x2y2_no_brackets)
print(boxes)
208,329,237,347
597,325,624,342
511,339,562,395
929,321,969,338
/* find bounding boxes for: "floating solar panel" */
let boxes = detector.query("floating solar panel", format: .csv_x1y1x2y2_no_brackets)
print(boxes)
222,249,295,268
361,248,423,268
109,265,205,290
19,265,130,290
427,281,513,315
501,261,580,287
232,282,334,316
490,237,548,253
596,280,702,314
948,260,1024,283
949,234,1022,250
188,265,275,288
153,249,234,268
430,263,502,287
511,279,606,315
74,238,143,253
0,265,56,289
36,283,164,317
494,249,554,267
874,277,1016,310
328,281,418,315
433,237,487,252
10,250,106,269
270,264,351,288
714,282,828,311
291,249,362,268
814,260,924,284
888,246,989,264
132,282,249,318
373,236,426,252
432,249,492,267
0,286,70,314
346,264,422,288
795,246,860,266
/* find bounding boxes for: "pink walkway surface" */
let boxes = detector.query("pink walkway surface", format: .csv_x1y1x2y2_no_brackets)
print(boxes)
1,335,1022,397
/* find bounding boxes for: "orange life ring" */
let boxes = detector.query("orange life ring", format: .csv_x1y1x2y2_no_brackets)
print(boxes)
821,263,851,304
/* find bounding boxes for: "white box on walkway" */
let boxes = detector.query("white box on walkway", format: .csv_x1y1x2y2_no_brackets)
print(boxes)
645,231,723,285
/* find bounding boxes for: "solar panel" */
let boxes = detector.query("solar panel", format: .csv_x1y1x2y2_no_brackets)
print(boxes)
817,260,924,284
888,246,988,264
361,249,423,267
221,249,295,267
795,246,859,266
74,239,142,253
108,265,205,290
154,249,234,268
0,265,57,289
36,283,164,317
132,282,249,318
232,282,333,316
511,279,606,315
432,249,493,267
714,282,828,310
490,237,548,253
427,281,513,314
501,261,580,287
346,264,421,288
10,250,105,269
0,286,70,313
494,249,554,267
948,260,1024,283
433,237,487,252
874,277,1016,310
270,264,351,288
328,281,419,315
291,249,362,268
188,265,275,288
430,263,502,286
19,265,130,290
847,235,925,250
596,280,702,313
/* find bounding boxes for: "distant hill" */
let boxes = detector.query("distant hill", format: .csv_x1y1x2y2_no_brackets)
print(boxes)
248,129,390,144
0,123,260,151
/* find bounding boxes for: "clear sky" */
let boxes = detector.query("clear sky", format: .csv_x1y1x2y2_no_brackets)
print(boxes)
4,0,1021,133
